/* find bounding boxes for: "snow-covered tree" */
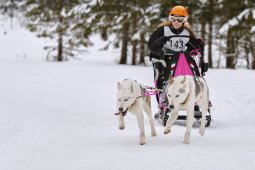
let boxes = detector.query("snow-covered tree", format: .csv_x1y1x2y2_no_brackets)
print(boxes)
219,7,255,69
76,0,161,65
0,0,20,29
22,0,93,61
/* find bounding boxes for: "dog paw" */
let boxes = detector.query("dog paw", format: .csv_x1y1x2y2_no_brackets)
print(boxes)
183,132,190,144
119,125,125,130
151,133,157,137
199,129,205,136
183,139,190,144
151,131,157,137
139,140,146,145
183,136,190,144
164,128,171,135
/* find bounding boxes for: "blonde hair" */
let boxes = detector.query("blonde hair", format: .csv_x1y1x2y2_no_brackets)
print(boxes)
158,21,195,37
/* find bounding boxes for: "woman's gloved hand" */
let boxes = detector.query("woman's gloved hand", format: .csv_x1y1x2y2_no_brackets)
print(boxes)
196,37,204,48
157,36,170,47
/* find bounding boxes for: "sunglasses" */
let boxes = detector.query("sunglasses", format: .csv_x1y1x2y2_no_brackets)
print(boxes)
169,16,186,23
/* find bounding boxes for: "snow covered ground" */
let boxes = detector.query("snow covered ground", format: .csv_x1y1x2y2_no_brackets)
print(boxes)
1,25,255,170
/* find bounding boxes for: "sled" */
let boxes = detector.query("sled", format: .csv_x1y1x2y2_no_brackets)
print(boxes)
159,102,212,127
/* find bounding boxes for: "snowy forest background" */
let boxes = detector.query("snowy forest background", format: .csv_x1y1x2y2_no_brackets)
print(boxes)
0,0,255,69
1,1,255,170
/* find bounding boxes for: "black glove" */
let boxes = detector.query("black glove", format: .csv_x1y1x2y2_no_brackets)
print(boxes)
196,37,204,48
157,36,170,47
202,63,208,73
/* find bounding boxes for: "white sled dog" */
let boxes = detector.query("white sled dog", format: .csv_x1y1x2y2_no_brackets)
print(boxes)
115,79,157,145
164,76,209,144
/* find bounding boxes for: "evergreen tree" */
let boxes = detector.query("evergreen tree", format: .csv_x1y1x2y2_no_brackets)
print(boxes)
218,0,255,69
84,0,161,65
0,0,20,29
22,0,91,61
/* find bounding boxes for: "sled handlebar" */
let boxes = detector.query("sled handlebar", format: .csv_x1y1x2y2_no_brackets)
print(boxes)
151,58,166,68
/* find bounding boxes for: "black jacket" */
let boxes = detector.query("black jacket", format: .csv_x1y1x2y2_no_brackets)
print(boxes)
148,25,201,59
148,25,202,78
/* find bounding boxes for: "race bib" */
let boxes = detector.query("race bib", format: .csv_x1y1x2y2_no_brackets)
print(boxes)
165,37,189,51
163,26,190,52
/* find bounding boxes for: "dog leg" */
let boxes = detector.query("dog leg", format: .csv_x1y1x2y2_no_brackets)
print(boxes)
199,107,206,136
183,107,194,144
118,115,125,130
143,97,157,137
164,109,178,134
136,111,146,145
199,100,208,136
149,116,157,137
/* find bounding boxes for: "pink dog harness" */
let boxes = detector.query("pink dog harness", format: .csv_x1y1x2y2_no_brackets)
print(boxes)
174,53,194,77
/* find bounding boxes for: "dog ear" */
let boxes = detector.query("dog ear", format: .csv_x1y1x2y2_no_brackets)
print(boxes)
181,76,186,84
169,75,174,84
118,82,122,90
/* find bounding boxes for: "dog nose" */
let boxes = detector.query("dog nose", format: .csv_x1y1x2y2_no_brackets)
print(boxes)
119,108,123,112
169,105,174,109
